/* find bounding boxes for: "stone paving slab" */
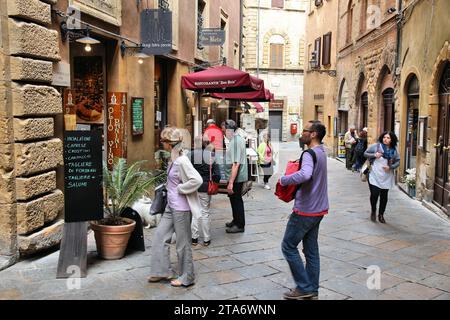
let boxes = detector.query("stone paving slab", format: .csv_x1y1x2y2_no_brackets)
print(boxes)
1,142,450,300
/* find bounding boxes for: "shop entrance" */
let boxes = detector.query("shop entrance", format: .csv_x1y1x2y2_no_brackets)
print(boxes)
360,92,368,129
433,62,450,213
382,88,395,132
269,111,283,141
405,75,419,172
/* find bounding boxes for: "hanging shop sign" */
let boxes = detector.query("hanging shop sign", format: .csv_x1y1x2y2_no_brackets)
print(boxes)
141,9,172,55
131,97,144,136
107,92,127,169
199,28,226,46
64,130,103,222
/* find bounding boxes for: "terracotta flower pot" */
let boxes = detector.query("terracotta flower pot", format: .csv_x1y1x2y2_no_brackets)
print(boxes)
90,218,136,260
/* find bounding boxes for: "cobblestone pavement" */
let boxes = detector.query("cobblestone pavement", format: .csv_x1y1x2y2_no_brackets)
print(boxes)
1,142,450,300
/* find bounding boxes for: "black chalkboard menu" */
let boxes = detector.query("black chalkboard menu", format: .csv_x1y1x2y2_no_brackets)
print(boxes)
131,97,144,136
64,131,104,222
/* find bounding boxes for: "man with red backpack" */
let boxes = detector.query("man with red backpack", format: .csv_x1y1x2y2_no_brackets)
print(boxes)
279,120,329,300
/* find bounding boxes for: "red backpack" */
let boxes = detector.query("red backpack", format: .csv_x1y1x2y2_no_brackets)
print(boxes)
274,149,317,203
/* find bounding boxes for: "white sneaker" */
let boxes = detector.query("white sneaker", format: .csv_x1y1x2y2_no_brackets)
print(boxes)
264,184,271,190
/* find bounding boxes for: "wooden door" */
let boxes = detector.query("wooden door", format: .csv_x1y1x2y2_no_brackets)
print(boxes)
433,94,450,212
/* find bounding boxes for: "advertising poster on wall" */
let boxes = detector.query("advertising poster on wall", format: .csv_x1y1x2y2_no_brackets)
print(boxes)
338,133,346,158
131,97,144,136
107,92,127,169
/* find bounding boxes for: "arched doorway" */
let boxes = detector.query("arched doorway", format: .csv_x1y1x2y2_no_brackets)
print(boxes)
382,88,395,132
405,75,419,172
433,62,450,212
338,79,349,133
361,92,368,129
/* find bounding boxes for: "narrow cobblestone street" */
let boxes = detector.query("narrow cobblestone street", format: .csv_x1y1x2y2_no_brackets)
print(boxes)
0,142,449,300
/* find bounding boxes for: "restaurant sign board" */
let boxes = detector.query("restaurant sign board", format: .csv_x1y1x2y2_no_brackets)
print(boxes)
199,28,226,46
107,92,127,169
141,9,172,55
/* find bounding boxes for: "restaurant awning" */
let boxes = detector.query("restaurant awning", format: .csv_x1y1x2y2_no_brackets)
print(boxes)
181,65,264,93
210,88,273,102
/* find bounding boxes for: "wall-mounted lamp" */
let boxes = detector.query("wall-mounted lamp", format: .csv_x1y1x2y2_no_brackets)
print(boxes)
120,41,150,63
76,30,100,52
60,22,101,53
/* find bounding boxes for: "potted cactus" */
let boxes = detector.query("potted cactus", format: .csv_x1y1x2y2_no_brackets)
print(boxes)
90,158,165,260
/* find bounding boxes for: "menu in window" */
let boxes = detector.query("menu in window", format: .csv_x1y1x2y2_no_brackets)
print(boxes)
64,130,103,222
131,97,144,136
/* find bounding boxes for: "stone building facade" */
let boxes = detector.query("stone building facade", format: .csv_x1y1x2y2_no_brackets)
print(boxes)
1,0,63,269
397,0,450,216
243,0,307,142
303,0,339,155
0,0,242,270
336,0,398,150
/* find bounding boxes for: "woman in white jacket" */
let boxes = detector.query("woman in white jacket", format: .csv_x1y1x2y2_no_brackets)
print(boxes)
148,127,203,287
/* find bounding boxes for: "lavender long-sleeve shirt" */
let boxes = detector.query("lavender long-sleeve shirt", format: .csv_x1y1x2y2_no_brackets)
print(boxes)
280,145,329,216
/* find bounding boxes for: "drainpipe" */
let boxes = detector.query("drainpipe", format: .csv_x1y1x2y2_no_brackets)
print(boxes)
395,0,403,71
256,0,260,77
239,0,244,70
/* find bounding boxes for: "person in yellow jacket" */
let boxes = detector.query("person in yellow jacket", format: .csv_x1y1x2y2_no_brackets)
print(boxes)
257,133,274,190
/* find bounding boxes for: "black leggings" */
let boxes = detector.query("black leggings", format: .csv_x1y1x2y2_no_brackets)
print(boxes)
369,183,389,215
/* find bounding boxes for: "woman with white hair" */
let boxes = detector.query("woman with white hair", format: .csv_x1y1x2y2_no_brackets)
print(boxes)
148,126,203,287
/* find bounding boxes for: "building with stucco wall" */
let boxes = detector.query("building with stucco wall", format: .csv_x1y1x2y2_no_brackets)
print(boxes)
243,0,307,142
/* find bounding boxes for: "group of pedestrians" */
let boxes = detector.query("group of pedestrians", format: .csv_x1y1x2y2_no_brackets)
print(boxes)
345,126,401,223
145,117,401,299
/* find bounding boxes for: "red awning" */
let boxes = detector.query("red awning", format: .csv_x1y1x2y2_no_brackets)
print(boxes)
210,88,273,102
181,65,264,93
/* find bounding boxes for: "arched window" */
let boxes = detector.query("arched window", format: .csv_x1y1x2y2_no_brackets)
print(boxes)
346,0,353,44
269,35,285,68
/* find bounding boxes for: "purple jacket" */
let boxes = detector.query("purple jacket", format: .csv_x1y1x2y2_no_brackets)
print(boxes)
280,145,329,216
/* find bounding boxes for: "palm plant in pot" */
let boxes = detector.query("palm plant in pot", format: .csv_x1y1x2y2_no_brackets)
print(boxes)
90,158,166,260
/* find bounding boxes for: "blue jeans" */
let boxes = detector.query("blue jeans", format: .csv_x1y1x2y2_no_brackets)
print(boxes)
281,213,323,293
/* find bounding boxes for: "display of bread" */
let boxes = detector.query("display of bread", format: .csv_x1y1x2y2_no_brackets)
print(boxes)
76,96,103,122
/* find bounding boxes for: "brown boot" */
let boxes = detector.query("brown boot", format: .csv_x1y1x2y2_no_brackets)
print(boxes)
371,212,376,222
378,214,386,224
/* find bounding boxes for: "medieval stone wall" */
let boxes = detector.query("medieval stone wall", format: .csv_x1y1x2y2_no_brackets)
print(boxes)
0,0,63,270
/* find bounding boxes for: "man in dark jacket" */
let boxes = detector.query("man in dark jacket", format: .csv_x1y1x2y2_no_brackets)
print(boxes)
189,136,221,246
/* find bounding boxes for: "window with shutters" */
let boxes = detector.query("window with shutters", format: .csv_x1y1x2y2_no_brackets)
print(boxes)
322,32,331,66
270,44,284,68
314,37,321,67
272,0,284,9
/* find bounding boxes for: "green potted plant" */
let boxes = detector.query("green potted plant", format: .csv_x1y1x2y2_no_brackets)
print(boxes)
90,158,165,260
404,168,416,198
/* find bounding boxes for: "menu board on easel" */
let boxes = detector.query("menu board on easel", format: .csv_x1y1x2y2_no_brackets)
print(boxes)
64,130,103,222
107,92,127,169
131,97,144,136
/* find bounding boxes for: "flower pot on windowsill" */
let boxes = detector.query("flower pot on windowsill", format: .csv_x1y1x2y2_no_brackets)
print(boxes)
408,185,416,198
